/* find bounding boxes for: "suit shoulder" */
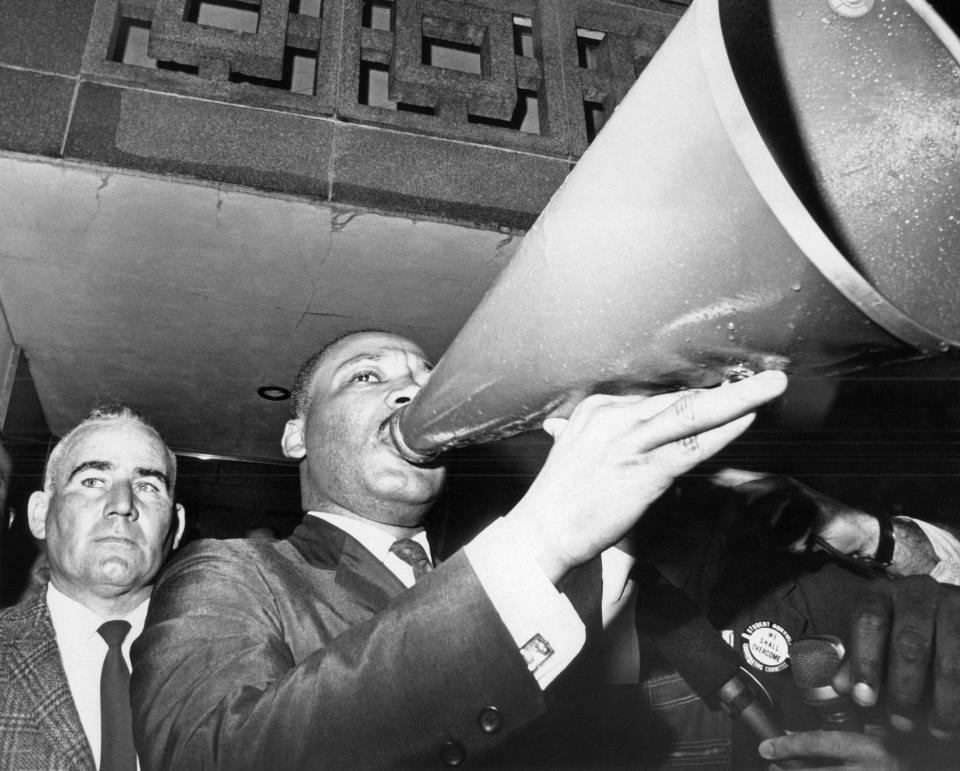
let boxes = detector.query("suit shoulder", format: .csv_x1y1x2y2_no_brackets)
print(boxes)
156,536,305,589
0,594,46,635
167,535,288,563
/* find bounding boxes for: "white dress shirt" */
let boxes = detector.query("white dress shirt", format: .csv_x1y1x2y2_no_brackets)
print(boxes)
45,583,148,769
310,511,587,688
910,518,960,585
313,511,433,588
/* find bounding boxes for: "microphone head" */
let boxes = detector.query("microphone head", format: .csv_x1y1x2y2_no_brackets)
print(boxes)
790,635,864,733
790,636,844,689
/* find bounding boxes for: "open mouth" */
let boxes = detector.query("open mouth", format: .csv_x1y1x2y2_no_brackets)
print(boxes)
378,412,443,469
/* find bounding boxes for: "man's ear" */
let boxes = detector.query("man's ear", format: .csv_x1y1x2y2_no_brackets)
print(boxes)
172,503,186,549
281,419,307,460
27,491,50,540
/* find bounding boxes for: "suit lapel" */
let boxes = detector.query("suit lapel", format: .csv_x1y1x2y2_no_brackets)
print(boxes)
336,534,407,613
8,591,96,769
289,515,406,614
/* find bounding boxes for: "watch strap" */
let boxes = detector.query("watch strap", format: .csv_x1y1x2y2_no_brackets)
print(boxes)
860,510,895,568
808,510,896,578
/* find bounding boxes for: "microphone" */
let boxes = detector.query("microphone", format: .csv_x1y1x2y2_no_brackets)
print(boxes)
633,566,796,746
789,636,863,733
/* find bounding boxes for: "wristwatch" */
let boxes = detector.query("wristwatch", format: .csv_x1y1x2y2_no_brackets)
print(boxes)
809,510,896,578
855,509,895,570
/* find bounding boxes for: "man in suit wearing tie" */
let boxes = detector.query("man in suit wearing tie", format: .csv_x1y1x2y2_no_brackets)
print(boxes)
130,329,787,769
0,406,185,770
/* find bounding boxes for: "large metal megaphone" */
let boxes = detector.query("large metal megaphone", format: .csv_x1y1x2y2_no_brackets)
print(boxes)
390,0,960,463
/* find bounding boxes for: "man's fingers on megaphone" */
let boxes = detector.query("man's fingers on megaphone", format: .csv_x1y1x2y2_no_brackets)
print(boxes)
643,413,756,476
626,389,690,421
635,370,787,452
542,417,568,439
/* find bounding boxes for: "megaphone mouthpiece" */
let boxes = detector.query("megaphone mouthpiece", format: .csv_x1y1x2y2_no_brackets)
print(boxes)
388,409,436,465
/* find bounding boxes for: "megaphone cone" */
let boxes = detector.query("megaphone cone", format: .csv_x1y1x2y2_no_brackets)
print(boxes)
390,0,960,462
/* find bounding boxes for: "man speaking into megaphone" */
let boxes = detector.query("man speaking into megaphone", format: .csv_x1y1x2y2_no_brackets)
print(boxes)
130,330,790,769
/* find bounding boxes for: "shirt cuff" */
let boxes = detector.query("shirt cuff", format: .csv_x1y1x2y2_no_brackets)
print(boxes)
601,545,637,628
464,517,586,689
906,518,960,586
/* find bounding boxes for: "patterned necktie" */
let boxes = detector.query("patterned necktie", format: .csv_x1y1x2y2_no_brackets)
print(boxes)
98,620,137,771
389,538,434,581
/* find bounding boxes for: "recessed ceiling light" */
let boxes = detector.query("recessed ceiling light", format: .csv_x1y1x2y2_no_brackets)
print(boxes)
257,385,291,401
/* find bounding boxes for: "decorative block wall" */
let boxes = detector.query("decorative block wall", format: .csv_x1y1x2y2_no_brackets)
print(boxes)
0,0,687,229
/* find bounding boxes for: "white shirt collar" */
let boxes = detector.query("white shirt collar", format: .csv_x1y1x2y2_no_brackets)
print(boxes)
46,581,150,643
308,511,432,588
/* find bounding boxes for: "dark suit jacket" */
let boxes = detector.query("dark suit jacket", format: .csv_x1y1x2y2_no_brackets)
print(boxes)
131,515,600,770
0,588,96,771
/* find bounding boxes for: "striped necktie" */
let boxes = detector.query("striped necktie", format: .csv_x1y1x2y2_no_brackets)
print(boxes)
389,538,434,581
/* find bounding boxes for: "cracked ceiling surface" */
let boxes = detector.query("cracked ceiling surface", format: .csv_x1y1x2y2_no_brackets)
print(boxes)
0,153,520,461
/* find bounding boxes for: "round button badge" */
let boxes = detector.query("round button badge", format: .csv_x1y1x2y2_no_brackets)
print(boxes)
741,621,792,674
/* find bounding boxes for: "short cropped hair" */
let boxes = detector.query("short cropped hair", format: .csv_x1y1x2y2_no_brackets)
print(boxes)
291,328,390,418
43,405,177,493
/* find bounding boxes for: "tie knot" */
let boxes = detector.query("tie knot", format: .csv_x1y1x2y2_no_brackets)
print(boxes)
98,619,131,647
389,538,433,579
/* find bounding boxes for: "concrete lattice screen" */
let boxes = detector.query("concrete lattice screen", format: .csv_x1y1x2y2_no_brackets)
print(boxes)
0,0,689,232
96,0,679,151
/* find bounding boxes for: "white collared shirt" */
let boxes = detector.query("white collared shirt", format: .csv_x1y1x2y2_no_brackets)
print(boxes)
45,583,148,769
909,518,960,585
308,511,588,688
311,510,433,588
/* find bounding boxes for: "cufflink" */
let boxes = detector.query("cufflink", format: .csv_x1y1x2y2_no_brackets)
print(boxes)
520,633,554,674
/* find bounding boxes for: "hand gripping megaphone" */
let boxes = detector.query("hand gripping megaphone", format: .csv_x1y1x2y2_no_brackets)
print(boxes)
389,0,960,463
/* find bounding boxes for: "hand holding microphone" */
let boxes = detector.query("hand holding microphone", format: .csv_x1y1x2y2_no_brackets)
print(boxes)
756,638,912,770
789,636,863,733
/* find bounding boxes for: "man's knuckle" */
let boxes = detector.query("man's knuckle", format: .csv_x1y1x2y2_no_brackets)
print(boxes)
901,586,938,611
931,709,960,733
934,649,960,685
941,586,960,612
576,394,609,414
892,627,933,663
673,392,698,423
855,663,882,686
894,574,937,601
853,610,887,636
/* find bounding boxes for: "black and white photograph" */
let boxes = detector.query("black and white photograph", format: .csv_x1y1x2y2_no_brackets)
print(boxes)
1,0,959,768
